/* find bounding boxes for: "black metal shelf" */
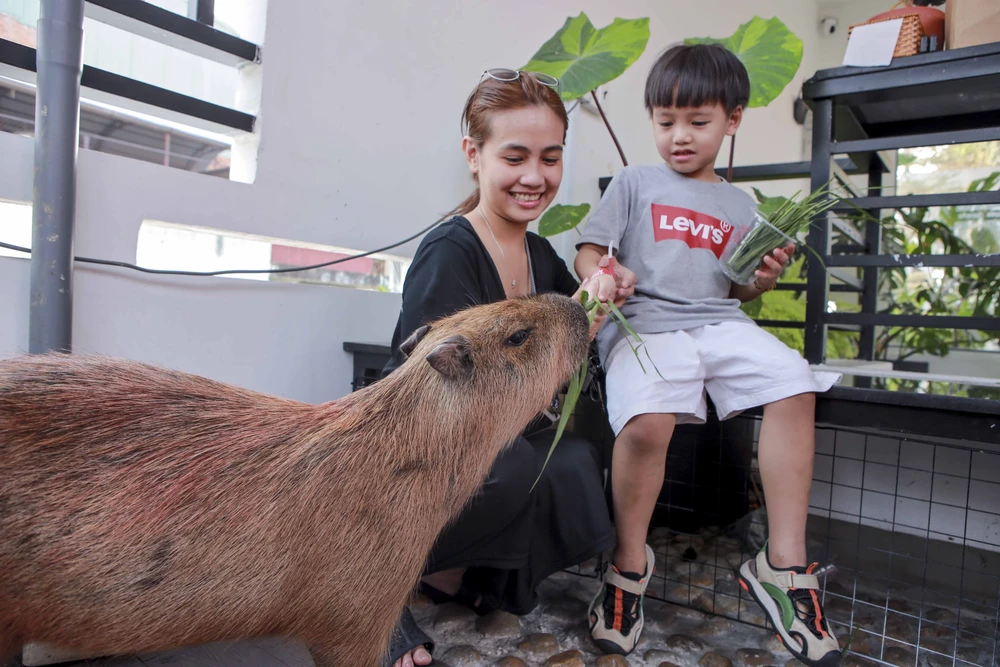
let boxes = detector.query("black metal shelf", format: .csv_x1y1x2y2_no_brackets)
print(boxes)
803,43,1000,134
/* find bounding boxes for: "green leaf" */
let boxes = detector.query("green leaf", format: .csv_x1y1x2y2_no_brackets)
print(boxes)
685,16,803,108
741,298,764,319
596,302,647,373
606,300,643,341
523,13,650,102
538,203,591,237
752,187,793,220
532,359,585,492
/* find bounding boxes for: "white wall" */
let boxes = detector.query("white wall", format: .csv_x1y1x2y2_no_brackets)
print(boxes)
1,0,826,402
814,0,879,70
810,427,1000,554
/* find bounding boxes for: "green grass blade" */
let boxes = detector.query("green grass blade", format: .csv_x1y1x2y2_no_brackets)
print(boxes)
532,361,585,491
606,300,643,342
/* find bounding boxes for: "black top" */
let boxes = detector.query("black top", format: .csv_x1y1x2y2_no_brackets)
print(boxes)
383,216,580,377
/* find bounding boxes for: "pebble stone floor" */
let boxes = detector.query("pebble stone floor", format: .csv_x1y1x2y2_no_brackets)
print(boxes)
9,526,997,667
7,569,801,667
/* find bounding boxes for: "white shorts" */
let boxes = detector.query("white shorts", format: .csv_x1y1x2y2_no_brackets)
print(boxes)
604,320,842,435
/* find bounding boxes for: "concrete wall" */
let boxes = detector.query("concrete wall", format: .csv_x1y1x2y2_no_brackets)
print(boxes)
814,0,876,70
809,425,1000,553
1,0,825,402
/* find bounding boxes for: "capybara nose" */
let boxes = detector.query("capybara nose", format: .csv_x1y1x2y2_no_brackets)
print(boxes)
537,293,591,370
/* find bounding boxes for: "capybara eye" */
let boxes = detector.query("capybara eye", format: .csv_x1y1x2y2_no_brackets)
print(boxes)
506,329,532,347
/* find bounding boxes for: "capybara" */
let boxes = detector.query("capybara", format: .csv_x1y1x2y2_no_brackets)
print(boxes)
0,293,590,666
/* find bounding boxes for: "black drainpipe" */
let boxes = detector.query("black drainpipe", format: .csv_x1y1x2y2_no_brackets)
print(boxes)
28,0,85,354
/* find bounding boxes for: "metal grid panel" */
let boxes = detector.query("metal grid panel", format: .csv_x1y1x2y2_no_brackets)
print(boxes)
634,416,1000,667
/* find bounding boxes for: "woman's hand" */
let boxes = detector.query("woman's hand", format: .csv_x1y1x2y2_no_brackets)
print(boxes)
572,279,609,342
572,253,636,342
587,273,618,303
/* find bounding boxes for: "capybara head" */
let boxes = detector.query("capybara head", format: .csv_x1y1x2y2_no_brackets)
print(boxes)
396,293,589,426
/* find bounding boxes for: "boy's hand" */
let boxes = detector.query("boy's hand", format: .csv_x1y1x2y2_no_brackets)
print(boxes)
584,255,636,305
754,242,795,290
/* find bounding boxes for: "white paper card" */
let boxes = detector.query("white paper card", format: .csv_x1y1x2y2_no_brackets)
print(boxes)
842,18,903,67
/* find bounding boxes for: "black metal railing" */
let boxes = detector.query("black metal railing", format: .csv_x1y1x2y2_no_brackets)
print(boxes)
802,43,1000,371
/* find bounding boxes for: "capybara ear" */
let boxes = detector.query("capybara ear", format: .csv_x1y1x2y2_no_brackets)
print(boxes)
425,335,473,379
400,324,431,359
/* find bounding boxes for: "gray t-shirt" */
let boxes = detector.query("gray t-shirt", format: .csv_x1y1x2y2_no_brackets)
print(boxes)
578,164,758,361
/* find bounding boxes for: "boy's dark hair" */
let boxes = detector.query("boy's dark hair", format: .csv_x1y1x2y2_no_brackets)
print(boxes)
644,43,750,114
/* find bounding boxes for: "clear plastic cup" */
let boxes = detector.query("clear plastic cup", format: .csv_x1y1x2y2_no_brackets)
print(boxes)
720,210,796,285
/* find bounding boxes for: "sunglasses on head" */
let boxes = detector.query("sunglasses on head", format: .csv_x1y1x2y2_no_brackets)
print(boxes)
463,69,561,136
479,68,559,89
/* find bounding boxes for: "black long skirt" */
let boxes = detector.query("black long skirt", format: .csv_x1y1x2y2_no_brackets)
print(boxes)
423,429,614,615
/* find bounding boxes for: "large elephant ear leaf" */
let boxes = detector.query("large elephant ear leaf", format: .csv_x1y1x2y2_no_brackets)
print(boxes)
685,16,803,108
523,13,650,102
538,204,591,238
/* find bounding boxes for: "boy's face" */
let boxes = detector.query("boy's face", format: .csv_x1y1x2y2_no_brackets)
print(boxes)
650,104,743,183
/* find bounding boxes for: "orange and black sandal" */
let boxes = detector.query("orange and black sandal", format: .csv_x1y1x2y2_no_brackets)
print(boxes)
587,544,654,655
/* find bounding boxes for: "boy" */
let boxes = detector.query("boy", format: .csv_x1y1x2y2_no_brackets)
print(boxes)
574,43,842,667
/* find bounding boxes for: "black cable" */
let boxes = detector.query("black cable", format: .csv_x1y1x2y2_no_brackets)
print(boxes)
0,217,445,277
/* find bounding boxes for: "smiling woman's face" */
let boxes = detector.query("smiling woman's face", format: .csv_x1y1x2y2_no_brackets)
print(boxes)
464,104,565,226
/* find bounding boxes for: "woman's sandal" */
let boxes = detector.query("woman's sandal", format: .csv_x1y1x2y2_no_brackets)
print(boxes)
383,606,434,667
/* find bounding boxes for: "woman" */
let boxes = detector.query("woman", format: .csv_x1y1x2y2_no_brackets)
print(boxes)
381,69,635,667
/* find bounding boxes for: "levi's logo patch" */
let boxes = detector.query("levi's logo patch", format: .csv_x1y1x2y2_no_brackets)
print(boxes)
651,204,735,259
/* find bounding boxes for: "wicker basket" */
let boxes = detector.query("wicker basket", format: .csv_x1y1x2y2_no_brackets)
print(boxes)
848,12,927,57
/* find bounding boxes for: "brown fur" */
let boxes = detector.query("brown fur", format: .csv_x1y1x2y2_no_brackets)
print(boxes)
0,293,590,666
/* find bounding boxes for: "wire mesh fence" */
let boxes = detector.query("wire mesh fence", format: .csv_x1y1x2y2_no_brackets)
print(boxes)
606,415,1000,667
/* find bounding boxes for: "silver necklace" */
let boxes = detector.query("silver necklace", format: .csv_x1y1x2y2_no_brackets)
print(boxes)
478,209,522,290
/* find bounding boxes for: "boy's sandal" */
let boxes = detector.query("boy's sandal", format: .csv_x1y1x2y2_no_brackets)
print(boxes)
738,545,841,667
383,606,435,667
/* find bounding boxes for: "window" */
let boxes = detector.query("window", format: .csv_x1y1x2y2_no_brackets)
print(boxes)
897,141,1000,254
0,79,235,178
0,1,262,181
0,199,30,260
137,221,411,293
